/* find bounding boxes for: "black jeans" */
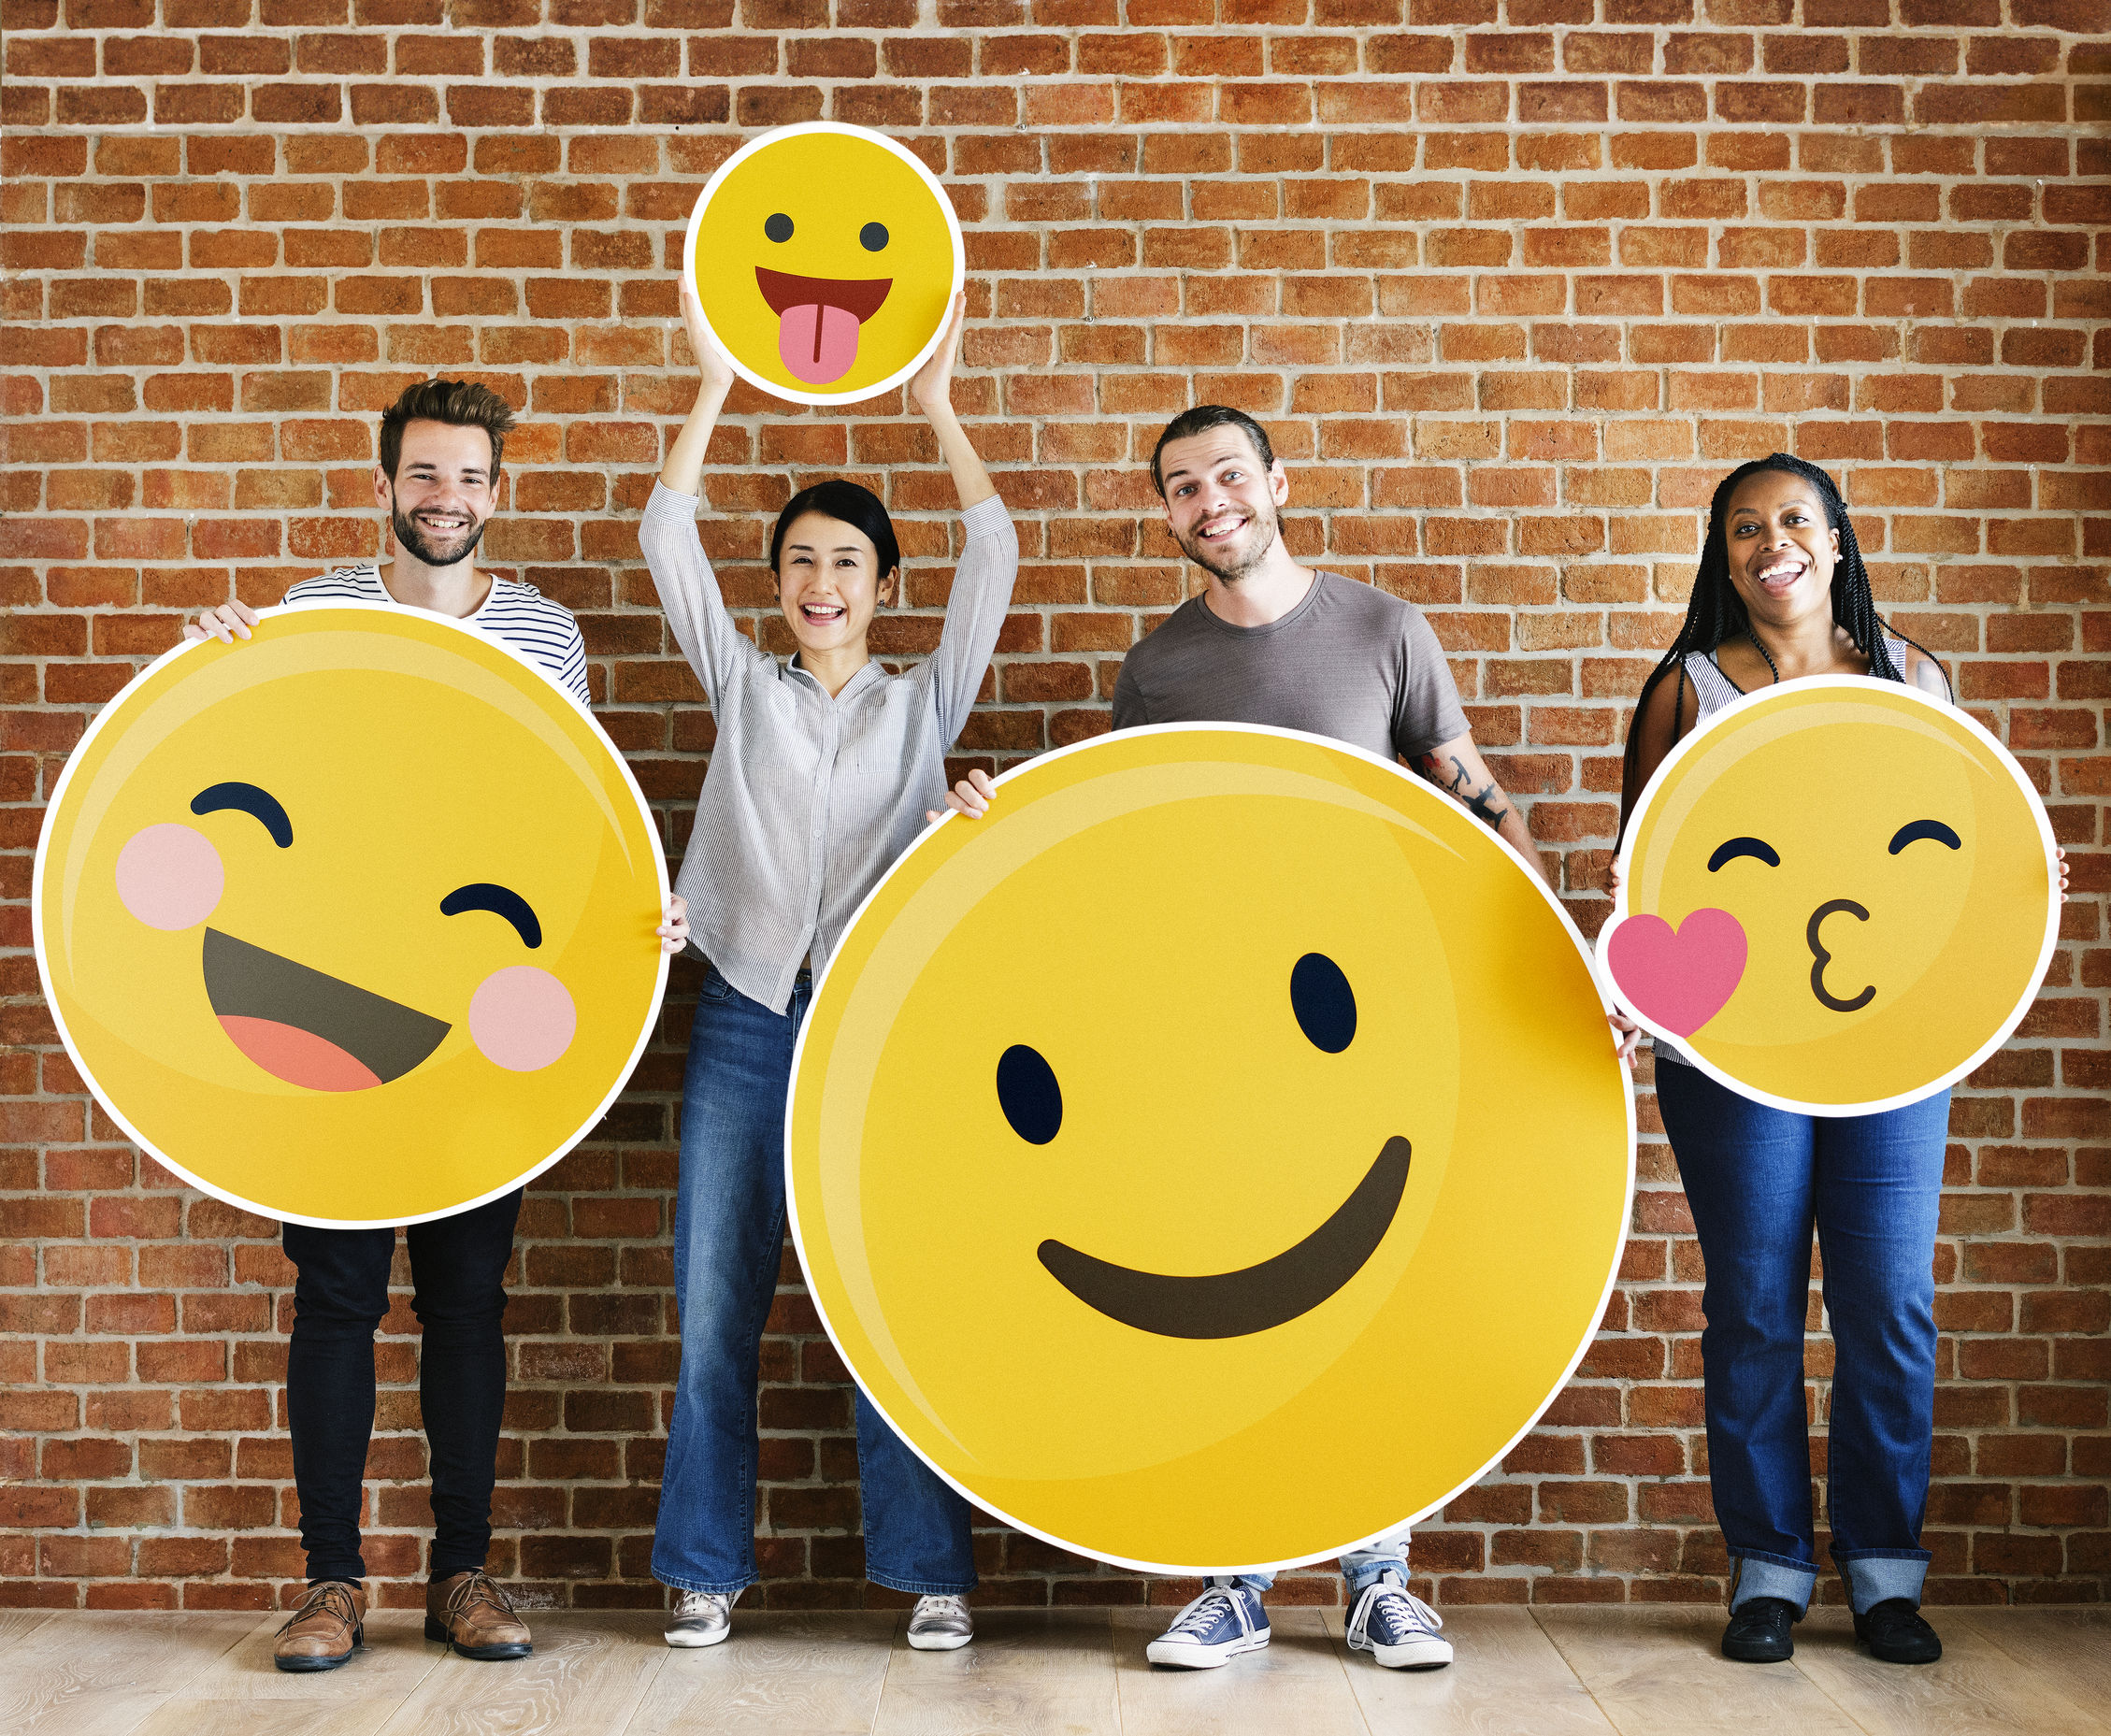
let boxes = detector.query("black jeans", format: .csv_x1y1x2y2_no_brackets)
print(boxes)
282,1189,521,1585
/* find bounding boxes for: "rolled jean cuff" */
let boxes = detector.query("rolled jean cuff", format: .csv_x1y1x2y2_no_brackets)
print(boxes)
1207,1572,1273,1593
1833,1549,1929,1614
653,1567,754,1599
869,1571,978,1598
1730,1551,1818,1613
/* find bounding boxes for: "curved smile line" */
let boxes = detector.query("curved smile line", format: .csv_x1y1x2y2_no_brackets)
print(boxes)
1036,1136,1412,1340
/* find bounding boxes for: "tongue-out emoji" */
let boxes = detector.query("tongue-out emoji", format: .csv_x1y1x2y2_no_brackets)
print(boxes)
755,267,893,385
683,122,963,406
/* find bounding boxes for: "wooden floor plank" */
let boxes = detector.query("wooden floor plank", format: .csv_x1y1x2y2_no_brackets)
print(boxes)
372,1613,668,1736
1113,1607,1369,1736
1946,1611,2111,1725
0,1612,261,1736
1534,1607,1862,1736
1786,1607,2106,1736
138,1611,444,1704
0,1609,60,1656
871,1609,1119,1736
624,1611,898,1736
1315,1607,1618,1736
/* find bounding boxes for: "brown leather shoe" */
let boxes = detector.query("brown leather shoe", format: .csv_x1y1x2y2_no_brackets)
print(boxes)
425,1569,533,1660
273,1580,366,1672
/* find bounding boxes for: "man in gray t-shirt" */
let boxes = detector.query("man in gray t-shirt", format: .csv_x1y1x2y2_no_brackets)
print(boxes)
1113,405,1548,886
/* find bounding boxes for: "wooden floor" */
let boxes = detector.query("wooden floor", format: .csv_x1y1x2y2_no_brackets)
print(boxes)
1,1604,2104,1736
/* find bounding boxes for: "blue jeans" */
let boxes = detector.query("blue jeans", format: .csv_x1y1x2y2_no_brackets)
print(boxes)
1208,1529,1413,1599
651,966,976,1599
1656,1061,1947,1615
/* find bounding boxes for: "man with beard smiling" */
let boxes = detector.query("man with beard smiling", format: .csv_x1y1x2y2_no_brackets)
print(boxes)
1113,404,1545,883
184,380,663,1672
192,380,590,703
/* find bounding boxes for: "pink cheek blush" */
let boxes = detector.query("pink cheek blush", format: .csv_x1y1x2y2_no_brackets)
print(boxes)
468,967,576,1072
115,824,224,930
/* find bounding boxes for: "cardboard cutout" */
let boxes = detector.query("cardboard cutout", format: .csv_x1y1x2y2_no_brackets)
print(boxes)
1601,676,2059,1116
787,725,1634,1575
34,604,669,1227
683,122,965,407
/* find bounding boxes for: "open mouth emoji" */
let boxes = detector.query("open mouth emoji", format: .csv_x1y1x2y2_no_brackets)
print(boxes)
34,604,669,1227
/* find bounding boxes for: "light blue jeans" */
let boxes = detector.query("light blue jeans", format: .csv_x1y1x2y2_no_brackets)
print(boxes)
1656,1060,1946,1616
1208,1529,1413,1599
651,967,976,1598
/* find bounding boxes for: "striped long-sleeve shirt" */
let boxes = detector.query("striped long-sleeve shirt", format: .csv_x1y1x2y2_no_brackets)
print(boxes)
282,566,591,705
640,481,1018,1013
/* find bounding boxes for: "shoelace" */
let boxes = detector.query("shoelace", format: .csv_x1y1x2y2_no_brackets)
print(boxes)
445,1569,519,1624
913,1595,969,1623
1346,1582,1443,1649
279,1581,357,1635
1165,1587,1251,1641
675,1590,729,1617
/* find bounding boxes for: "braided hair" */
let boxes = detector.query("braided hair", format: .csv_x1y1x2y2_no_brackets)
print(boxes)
1618,453,1948,822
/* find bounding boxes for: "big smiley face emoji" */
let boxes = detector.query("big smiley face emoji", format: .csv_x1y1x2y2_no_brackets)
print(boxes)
788,725,1633,1572
1601,677,2059,1115
683,122,964,406
34,605,668,1227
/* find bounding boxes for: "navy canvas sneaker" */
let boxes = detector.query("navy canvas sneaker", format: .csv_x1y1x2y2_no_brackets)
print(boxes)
1145,1585,1271,1669
1345,1571,1452,1670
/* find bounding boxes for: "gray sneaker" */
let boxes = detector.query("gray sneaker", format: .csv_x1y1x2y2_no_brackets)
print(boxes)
665,1588,733,1648
906,1594,973,1651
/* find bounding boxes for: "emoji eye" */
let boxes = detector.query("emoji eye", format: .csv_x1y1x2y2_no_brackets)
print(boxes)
860,222,888,251
441,882,542,950
1289,953,1356,1054
1707,836,1780,871
1889,819,1961,855
996,1044,1061,1144
191,782,293,848
764,212,793,242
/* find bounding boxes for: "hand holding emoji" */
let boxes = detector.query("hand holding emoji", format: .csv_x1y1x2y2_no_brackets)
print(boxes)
926,766,995,825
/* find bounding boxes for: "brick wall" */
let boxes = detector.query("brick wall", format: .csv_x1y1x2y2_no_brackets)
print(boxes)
3,0,2106,1614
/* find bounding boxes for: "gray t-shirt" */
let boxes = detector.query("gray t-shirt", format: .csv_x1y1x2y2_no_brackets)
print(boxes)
1110,571,1469,761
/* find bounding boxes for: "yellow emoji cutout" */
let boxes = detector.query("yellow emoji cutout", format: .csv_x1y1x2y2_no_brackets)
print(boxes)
788,725,1633,1572
34,604,669,1227
1601,678,2059,1116
683,122,964,407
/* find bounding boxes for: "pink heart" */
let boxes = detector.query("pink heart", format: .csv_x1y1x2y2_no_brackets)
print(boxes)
1604,908,1748,1038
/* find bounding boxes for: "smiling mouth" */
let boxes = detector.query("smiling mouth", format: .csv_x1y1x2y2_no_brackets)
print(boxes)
1036,1136,1412,1339
754,267,893,386
202,928,452,1092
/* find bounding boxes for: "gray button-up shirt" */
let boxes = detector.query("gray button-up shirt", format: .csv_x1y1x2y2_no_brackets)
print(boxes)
639,481,1019,1012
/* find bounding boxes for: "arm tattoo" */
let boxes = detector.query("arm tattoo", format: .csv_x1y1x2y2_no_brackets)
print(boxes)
1415,751,1511,828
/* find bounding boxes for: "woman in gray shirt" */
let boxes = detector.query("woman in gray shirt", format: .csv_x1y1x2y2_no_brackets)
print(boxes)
639,283,1016,1653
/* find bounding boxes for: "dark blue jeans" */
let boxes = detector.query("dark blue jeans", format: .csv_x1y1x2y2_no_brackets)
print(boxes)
1656,1061,1947,1614
651,966,975,1598
282,1188,521,1585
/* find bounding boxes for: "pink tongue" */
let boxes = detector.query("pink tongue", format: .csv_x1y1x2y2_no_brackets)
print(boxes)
218,1015,382,1092
778,303,861,385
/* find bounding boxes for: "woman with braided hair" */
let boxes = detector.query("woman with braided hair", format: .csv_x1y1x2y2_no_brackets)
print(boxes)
1619,456,1982,1670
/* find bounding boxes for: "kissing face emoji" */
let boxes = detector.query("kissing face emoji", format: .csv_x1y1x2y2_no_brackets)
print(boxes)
684,122,964,406
1602,677,2059,1114
35,605,668,1227
788,726,1632,1572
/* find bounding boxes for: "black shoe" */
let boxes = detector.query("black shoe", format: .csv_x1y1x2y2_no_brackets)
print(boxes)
1720,1597,1799,1662
1854,1599,1941,1664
